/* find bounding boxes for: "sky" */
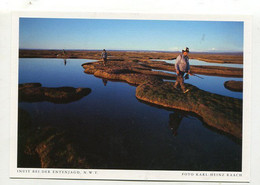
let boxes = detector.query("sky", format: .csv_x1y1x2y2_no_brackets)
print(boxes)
19,18,244,52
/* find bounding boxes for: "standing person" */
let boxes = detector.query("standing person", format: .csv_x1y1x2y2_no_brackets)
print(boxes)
62,49,67,58
174,47,191,93
101,49,108,66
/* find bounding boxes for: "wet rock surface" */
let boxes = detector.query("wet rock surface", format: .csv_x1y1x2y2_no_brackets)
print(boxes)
19,83,91,103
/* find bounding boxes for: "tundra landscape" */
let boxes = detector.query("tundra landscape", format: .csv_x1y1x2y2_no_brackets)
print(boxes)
17,18,244,173
18,49,243,170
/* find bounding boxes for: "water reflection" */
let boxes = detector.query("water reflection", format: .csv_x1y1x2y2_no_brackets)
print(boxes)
64,59,67,66
102,79,108,86
169,112,183,136
18,58,242,171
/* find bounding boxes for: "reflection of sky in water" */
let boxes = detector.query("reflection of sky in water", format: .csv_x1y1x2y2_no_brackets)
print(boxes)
18,58,242,171
19,58,97,87
152,59,243,68
152,69,242,99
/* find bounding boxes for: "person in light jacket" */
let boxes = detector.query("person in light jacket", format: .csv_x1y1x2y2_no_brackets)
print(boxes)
174,47,191,93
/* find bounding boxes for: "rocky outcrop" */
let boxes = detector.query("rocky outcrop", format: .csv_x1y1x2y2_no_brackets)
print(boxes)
19,83,91,103
136,81,242,139
18,83,93,168
224,80,243,92
82,61,166,85
82,58,242,79
31,127,90,168
82,60,243,139
18,108,91,168
93,69,161,85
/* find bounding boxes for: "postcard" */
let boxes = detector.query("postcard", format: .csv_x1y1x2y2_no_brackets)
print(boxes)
10,12,251,182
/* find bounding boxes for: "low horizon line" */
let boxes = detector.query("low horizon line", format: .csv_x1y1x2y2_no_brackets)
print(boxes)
19,48,243,54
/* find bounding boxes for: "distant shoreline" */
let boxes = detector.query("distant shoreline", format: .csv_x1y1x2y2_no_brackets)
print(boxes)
19,49,243,55
19,49,244,67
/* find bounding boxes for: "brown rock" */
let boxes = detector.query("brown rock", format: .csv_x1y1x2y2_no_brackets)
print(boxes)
19,83,91,103
224,80,243,92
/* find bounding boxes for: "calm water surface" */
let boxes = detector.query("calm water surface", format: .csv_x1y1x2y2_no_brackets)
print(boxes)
152,59,243,68
18,58,242,171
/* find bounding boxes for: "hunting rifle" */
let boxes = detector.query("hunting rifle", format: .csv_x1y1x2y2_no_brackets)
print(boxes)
185,73,204,79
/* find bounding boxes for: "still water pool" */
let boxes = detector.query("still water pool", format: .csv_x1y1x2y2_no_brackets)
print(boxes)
152,59,243,68
18,58,242,171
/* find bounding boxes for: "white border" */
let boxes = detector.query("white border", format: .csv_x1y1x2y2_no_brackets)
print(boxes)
10,11,251,182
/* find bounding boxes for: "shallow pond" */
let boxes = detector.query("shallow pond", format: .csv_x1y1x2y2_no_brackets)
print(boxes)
18,58,242,171
151,59,243,68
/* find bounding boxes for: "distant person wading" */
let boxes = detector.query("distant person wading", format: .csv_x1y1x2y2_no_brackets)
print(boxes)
101,49,108,66
174,47,191,93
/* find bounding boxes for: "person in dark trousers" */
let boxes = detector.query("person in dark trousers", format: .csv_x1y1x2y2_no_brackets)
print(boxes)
101,49,108,66
174,47,191,93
